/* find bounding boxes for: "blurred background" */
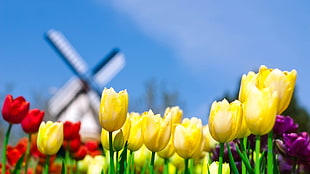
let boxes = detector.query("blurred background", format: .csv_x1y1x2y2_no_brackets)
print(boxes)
1,1,310,149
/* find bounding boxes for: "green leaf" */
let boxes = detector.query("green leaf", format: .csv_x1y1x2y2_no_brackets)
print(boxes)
119,141,128,174
61,159,66,174
235,144,254,174
226,143,239,174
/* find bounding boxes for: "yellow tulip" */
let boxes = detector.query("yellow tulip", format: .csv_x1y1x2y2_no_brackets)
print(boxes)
173,117,204,159
101,115,131,150
37,121,63,155
170,153,185,172
243,83,278,135
257,65,297,114
77,155,93,172
203,125,218,152
87,155,108,174
134,145,151,168
98,87,128,132
236,113,251,138
208,99,242,143
239,71,257,103
157,138,175,159
127,112,143,151
158,107,182,158
164,106,183,125
142,110,172,152
208,161,230,174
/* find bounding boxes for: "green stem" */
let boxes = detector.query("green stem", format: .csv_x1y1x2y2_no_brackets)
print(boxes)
150,151,155,174
267,131,273,174
24,133,32,174
184,158,189,174
65,146,72,174
190,159,195,174
255,135,261,174
116,151,119,173
129,151,134,174
291,158,297,174
44,155,50,174
218,143,224,174
2,123,12,174
242,138,247,174
164,158,169,174
109,132,115,174
226,143,239,174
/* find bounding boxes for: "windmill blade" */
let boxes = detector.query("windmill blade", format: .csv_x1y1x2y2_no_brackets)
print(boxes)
93,52,125,87
46,29,88,76
48,77,85,117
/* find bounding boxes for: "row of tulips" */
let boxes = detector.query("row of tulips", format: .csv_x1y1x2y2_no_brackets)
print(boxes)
1,64,309,174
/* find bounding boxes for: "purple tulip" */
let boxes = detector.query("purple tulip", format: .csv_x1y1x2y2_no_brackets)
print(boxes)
276,132,310,163
273,115,298,136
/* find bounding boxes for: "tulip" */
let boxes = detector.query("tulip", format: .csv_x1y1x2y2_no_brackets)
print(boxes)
21,109,44,134
158,138,175,159
257,65,297,114
203,125,218,152
101,116,131,151
158,108,181,159
72,145,87,161
142,110,172,152
276,132,310,162
239,71,257,103
98,87,128,132
173,117,204,159
2,94,30,174
63,121,81,141
208,99,243,143
243,84,278,135
273,115,298,136
134,145,151,168
87,155,108,174
170,153,185,172
127,112,143,151
164,106,183,125
208,161,230,174
2,94,30,124
236,113,251,139
37,121,64,155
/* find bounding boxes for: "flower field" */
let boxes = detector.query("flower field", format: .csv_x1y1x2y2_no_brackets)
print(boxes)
1,65,309,174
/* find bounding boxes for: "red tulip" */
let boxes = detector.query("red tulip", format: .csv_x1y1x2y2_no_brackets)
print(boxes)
72,145,87,161
6,137,28,166
2,94,30,124
63,121,81,141
63,134,81,152
21,109,44,133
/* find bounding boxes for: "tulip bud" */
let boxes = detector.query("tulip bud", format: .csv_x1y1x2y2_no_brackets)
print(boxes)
21,109,44,133
127,112,143,151
37,121,64,155
208,99,243,143
113,130,125,151
243,85,278,135
173,117,204,159
203,125,218,152
63,121,81,141
208,161,230,174
142,110,172,152
98,87,128,132
2,94,30,124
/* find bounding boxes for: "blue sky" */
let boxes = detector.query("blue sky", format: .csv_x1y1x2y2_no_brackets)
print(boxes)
1,1,310,124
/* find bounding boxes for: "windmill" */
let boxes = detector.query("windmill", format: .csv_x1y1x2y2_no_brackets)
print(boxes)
46,29,125,141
